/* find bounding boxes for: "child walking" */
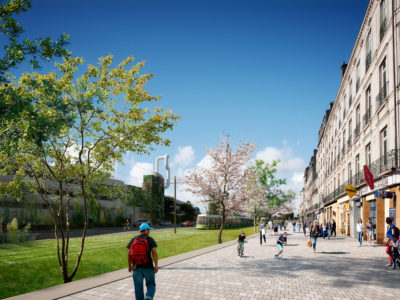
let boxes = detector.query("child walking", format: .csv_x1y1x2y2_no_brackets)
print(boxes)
274,232,287,258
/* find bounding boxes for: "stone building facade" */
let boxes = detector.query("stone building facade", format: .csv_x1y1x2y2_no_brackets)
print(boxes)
300,0,400,244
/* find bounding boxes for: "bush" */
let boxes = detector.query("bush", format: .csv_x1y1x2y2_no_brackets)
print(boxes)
2,217,35,244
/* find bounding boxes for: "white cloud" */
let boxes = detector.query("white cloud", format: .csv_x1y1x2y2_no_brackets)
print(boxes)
173,146,195,168
126,162,154,187
197,155,212,169
255,146,306,174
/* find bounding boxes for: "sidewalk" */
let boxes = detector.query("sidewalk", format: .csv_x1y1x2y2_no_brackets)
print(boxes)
7,232,400,300
6,234,255,300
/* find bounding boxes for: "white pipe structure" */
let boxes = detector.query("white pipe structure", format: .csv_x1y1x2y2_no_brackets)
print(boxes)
155,154,170,189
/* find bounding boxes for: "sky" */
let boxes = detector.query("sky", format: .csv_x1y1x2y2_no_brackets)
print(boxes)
13,0,370,211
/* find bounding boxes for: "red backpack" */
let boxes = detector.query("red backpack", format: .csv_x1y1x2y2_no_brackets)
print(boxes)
128,237,149,272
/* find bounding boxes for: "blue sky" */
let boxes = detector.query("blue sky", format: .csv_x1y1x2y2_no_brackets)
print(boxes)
15,0,369,209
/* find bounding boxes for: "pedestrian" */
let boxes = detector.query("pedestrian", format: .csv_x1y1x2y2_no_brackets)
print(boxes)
274,232,287,258
366,218,372,245
297,221,301,233
303,221,308,236
356,218,364,246
259,221,266,245
274,222,278,235
389,236,400,269
331,219,336,237
127,223,158,300
310,221,320,253
268,220,273,236
292,221,296,233
384,217,399,267
124,218,130,231
322,222,327,239
327,220,331,240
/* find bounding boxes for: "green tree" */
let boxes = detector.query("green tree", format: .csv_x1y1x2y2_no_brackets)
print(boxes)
245,159,295,232
0,0,70,151
0,55,179,282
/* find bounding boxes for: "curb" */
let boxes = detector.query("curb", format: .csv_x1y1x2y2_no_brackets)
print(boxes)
5,233,257,300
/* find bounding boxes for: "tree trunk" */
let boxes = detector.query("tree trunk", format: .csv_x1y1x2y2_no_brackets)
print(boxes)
218,202,225,244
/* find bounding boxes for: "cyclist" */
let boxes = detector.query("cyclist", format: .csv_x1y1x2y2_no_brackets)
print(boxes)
237,231,247,257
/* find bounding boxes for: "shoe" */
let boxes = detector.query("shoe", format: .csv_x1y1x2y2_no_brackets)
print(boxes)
274,254,278,258
385,263,392,266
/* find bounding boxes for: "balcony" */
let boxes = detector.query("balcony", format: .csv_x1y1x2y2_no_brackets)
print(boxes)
347,136,352,148
363,108,371,128
366,52,372,71
380,19,387,41
354,123,360,137
356,78,360,92
376,81,388,111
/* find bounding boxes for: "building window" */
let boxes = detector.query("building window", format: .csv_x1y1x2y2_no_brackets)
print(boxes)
356,154,360,175
364,85,371,126
366,143,371,167
380,0,387,41
381,126,387,165
349,81,353,106
348,162,352,182
356,61,361,92
377,58,388,109
355,105,361,137
366,30,372,71
348,119,352,147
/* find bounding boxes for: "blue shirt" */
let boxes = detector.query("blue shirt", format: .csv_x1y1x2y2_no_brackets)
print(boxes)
387,224,394,238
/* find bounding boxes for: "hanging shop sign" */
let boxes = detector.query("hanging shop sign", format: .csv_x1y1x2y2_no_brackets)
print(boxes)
344,184,358,198
363,165,374,190
374,190,394,198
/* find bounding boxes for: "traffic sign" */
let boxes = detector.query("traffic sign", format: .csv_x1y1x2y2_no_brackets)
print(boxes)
344,184,358,198
363,165,374,190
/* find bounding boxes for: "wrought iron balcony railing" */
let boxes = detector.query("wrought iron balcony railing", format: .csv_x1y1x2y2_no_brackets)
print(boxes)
363,107,371,128
347,136,352,148
376,81,388,111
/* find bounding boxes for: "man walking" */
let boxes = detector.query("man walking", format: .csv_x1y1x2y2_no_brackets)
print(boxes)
259,221,266,245
127,223,158,300
268,220,273,236
331,219,337,237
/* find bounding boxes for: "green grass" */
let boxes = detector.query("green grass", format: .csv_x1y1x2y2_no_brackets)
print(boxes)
0,227,254,299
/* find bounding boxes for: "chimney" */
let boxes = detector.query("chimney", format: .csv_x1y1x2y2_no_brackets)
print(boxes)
341,61,348,79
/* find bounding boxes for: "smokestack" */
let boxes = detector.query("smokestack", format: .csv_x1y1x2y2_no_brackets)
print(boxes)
341,61,348,79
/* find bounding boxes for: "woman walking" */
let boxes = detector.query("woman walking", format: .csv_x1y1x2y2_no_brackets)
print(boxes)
356,218,364,246
322,222,327,239
310,221,320,253
366,218,372,245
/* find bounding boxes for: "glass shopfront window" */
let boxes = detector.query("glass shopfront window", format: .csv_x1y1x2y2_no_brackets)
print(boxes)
369,200,376,240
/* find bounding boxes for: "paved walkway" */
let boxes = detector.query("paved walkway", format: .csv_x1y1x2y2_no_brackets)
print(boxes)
60,232,400,300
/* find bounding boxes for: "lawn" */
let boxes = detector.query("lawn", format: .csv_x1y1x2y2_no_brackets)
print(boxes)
0,227,254,299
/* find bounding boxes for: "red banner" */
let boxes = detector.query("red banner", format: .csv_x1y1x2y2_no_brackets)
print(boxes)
363,165,374,190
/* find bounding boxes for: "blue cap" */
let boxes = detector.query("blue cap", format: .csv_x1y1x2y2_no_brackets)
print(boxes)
139,223,154,231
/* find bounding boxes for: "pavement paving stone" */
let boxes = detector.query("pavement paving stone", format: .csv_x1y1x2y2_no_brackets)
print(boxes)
58,231,400,299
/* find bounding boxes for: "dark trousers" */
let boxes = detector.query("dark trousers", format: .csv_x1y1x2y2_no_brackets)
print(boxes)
260,231,266,244
332,228,336,237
